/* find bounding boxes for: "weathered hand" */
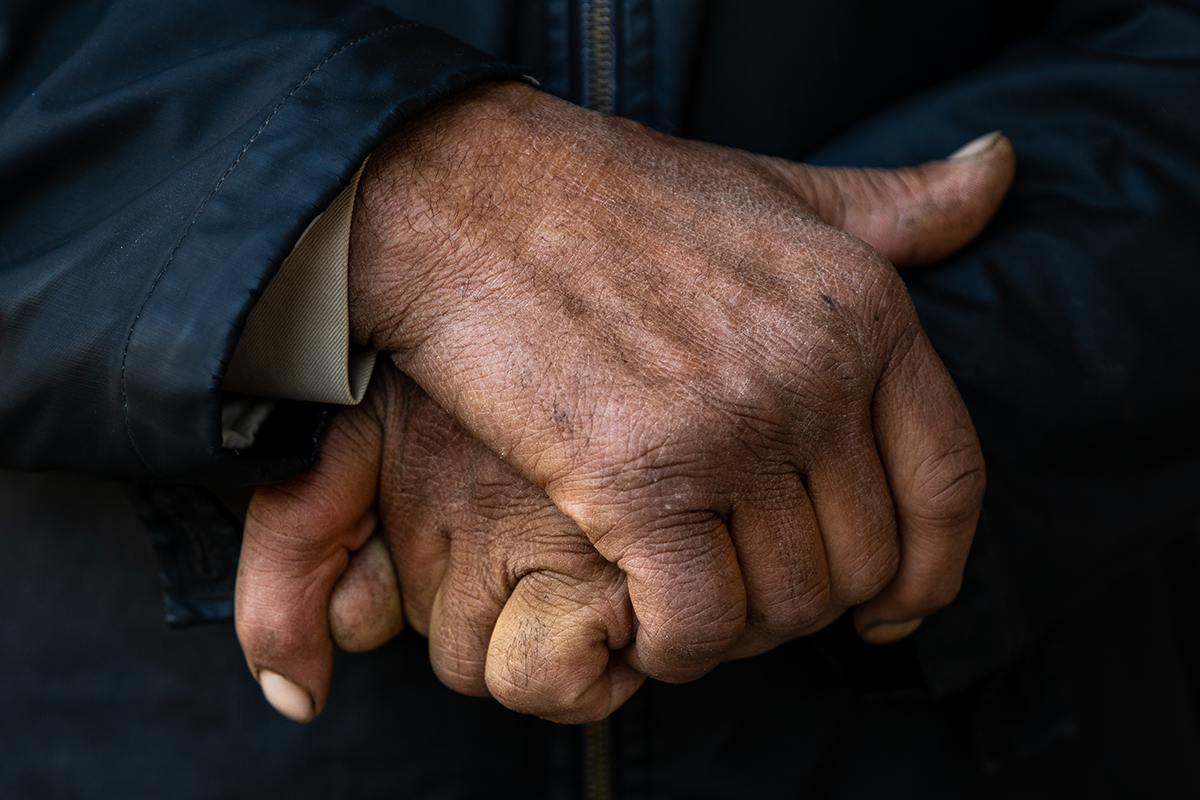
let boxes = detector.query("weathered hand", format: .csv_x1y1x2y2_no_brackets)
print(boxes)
236,362,642,724
345,82,1013,681
235,82,1012,722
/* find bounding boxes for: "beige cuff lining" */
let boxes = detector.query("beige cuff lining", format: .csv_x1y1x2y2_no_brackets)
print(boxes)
223,164,376,406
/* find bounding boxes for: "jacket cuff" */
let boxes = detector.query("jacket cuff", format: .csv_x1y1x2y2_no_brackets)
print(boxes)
121,18,527,485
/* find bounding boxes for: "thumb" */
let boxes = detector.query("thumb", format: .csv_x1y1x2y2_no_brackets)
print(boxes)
235,403,386,722
769,131,1016,266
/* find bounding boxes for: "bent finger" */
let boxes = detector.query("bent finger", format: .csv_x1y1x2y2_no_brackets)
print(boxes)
428,498,625,701
426,546,507,697
722,474,834,659
853,331,985,643
602,516,746,684
486,568,642,724
329,532,404,652
805,430,900,608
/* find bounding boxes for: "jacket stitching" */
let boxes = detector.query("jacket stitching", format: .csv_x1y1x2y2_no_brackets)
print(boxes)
118,21,416,470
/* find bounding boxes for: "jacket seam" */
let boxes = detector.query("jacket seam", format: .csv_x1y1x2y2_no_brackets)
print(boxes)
118,21,417,473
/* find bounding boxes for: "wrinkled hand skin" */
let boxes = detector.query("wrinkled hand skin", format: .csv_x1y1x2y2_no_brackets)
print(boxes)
238,362,642,724
344,82,1012,682
236,81,1014,724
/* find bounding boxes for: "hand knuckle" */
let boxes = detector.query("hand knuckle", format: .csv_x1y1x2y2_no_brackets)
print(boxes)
432,654,490,697
751,571,832,638
916,441,986,529
484,658,577,717
639,601,744,681
838,537,901,605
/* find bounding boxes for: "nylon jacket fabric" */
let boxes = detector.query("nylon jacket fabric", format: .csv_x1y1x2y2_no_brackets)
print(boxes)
2,0,1200,796
0,0,521,485
807,0,1200,697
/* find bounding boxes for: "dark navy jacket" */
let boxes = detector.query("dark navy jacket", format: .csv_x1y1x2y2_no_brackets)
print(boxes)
2,1,1199,796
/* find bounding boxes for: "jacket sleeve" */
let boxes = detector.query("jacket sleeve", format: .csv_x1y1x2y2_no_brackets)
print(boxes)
0,0,524,486
811,0,1200,705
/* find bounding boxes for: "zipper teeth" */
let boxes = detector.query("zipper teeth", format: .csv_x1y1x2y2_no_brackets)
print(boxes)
584,718,613,800
583,0,616,114
581,2,615,793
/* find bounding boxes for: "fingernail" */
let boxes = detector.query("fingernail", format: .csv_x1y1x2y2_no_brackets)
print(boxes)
259,670,315,722
859,618,923,645
948,131,1003,160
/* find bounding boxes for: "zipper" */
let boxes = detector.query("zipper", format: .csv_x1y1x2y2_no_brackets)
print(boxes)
578,5,617,797
583,717,613,800
579,0,616,114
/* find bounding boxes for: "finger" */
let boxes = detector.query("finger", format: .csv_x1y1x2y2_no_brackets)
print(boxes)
329,532,404,652
804,430,900,608
486,568,642,724
235,404,382,722
425,544,506,697
721,474,835,660
374,379,465,637
377,377,614,700
602,515,746,683
424,474,621,699
772,132,1016,266
853,331,985,643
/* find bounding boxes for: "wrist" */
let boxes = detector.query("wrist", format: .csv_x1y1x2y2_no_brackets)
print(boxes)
347,80,579,357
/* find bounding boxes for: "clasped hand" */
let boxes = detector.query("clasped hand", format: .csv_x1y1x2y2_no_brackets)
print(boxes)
234,82,1014,723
